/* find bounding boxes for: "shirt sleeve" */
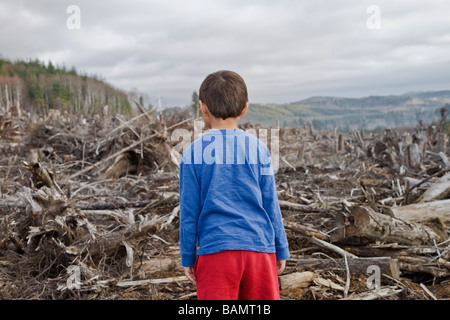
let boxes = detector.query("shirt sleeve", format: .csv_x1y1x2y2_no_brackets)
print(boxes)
259,147,291,261
179,147,202,267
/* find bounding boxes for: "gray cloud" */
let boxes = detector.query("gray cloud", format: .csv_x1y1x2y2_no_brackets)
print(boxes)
1,0,450,107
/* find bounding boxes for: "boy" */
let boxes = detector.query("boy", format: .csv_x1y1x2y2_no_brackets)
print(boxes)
179,70,290,300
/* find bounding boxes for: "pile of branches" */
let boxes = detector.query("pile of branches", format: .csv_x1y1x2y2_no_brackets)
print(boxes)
0,105,448,300
0,109,189,299
271,119,450,300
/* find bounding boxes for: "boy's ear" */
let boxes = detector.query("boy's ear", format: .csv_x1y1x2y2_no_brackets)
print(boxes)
239,102,249,118
199,100,208,116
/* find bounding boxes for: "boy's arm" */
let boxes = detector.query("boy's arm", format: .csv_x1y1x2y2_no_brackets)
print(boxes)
179,151,201,268
260,149,290,262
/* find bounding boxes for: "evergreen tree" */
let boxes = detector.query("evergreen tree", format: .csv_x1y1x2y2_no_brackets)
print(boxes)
191,90,200,118
47,61,55,74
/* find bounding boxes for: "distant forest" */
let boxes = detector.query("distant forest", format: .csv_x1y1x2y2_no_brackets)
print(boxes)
0,58,132,116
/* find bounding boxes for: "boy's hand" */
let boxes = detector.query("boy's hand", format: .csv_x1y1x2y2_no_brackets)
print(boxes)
277,260,286,274
183,266,196,285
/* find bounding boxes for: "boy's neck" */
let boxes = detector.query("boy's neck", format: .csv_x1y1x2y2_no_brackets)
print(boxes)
208,117,240,130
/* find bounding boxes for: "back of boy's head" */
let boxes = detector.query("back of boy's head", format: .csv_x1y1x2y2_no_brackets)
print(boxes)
199,70,248,120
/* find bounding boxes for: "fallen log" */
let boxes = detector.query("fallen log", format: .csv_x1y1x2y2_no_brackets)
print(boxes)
416,171,450,203
141,257,181,274
397,256,450,278
279,271,315,289
399,263,450,278
330,206,448,246
386,199,450,225
337,243,443,258
288,256,401,279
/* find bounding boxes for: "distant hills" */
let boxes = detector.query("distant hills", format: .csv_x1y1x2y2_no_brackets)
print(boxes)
244,91,450,131
1,57,448,132
0,58,132,116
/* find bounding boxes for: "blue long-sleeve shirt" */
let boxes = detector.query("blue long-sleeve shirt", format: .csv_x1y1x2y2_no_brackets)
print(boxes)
179,128,290,267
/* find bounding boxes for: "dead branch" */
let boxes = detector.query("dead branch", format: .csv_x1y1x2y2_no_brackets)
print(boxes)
340,286,402,300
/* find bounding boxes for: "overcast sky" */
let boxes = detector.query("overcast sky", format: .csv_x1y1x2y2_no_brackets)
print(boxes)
1,0,450,108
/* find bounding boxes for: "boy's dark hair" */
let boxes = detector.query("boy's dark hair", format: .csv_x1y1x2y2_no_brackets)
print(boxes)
199,70,248,120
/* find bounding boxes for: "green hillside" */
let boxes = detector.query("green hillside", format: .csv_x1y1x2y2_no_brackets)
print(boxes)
0,58,132,116
245,92,450,130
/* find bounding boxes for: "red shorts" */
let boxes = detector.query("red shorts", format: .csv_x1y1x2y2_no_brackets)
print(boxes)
194,250,279,300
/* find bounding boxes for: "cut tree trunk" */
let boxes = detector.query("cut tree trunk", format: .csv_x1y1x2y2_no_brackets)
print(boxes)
437,133,448,154
407,143,421,169
330,206,448,246
386,199,450,225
